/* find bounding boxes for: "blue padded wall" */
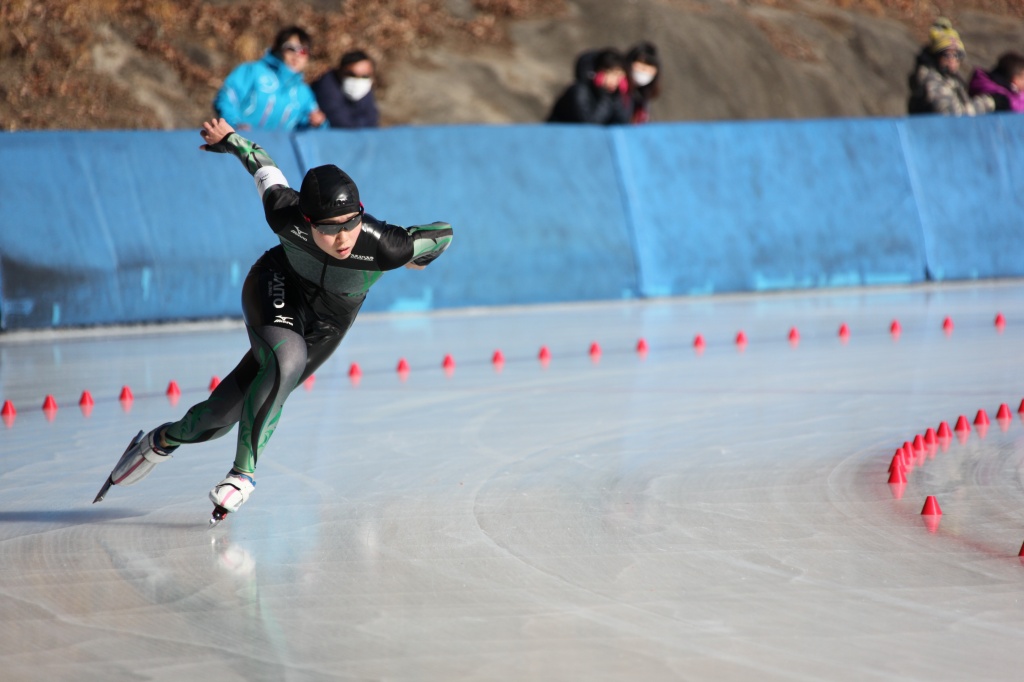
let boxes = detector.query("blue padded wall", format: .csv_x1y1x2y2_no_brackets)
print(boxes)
615,118,927,297
899,114,1024,281
0,130,303,328
292,125,640,312
2,116,1022,330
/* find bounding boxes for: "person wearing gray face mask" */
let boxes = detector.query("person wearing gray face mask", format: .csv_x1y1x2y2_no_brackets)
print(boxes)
312,49,381,129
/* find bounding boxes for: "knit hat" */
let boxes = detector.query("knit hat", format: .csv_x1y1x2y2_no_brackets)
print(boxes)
928,17,965,57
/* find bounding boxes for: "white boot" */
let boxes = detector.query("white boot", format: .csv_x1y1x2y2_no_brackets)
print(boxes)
209,470,256,513
109,423,177,486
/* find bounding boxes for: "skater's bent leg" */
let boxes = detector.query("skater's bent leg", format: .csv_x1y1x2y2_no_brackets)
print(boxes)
232,324,309,474
297,331,343,385
161,351,261,447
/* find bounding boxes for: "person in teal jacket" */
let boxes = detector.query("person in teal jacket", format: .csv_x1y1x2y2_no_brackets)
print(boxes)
214,25,327,131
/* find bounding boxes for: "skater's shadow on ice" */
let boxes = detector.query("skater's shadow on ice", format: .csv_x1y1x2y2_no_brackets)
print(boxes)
0,509,191,527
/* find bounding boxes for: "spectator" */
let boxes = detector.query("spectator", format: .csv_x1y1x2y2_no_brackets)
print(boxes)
547,48,632,125
969,51,1024,113
907,17,998,116
626,41,661,124
311,50,381,129
214,26,327,131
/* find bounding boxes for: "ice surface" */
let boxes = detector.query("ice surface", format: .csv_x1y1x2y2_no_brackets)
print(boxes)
2,283,1024,681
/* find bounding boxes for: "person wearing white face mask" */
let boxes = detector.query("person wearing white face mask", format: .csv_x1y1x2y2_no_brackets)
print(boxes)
312,49,381,129
626,41,661,124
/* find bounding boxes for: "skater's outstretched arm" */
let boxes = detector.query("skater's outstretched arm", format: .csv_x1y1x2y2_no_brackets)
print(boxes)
199,117,290,208
199,118,277,176
370,218,454,271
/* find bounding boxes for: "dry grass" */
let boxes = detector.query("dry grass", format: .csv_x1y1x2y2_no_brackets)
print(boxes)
1,0,1020,130
0,0,565,131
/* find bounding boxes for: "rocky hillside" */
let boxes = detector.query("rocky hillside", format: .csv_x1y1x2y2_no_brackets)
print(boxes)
2,0,1024,131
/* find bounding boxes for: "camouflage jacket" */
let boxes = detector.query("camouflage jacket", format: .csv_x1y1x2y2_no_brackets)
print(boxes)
908,50,995,116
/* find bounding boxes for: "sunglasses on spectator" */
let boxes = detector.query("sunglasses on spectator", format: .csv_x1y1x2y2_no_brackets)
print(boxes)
282,42,309,56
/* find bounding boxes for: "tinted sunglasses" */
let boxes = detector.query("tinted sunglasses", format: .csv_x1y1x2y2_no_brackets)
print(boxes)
308,207,363,235
282,42,309,56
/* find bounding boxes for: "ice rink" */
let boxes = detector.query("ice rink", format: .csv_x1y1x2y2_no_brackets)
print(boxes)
2,282,1024,681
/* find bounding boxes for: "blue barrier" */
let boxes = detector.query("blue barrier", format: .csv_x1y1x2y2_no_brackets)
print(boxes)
0,130,303,328
292,125,639,311
0,116,1021,330
616,118,927,297
899,114,1024,281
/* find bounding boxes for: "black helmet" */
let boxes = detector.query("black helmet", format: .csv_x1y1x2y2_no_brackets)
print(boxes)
299,165,360,223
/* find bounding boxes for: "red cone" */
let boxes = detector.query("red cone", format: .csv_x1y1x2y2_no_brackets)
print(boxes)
348,363,362,386
396,358,410,373
954,415,970,432
838,322,850,341
1,400,14,428
974,409,990,426
166,380,181,397
442,354,456,375
995,312,1006,330
303,374,315,390
538,346,551,363
209,376,221,391
1019,399,1024,414
889,450,906,473
42,394,57,422
491,350,505,365
912,434,925,452
692,334,705,351
888,464,906,484
79,394,93,416
735,330,747,346
942,316,954,334
890,319,902,336
997,403,1012,431
1,399,15,421
588,342,601,359
119,386,133,403
924,427,936,444
636,338,649,355
901,448,915,473
937,421,952,439
921,495,942,515
788,327,800,346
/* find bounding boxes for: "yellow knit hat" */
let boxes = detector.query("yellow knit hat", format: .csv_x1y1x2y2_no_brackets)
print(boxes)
929,17,965,56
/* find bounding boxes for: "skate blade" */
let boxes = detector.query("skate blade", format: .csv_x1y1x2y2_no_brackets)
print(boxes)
92,430,144,504
209,505,230,528
93,477,114,504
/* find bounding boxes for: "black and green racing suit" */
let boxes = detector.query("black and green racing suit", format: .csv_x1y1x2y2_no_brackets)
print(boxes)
160,132,453,475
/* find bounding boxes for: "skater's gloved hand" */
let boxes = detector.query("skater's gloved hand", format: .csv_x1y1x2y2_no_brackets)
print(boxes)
199,118,238,153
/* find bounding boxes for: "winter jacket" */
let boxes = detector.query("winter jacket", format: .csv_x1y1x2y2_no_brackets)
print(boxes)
310,71,380,129
547,79,632,125
908,49,995,116
214,51,322,131
968,68,1024,112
